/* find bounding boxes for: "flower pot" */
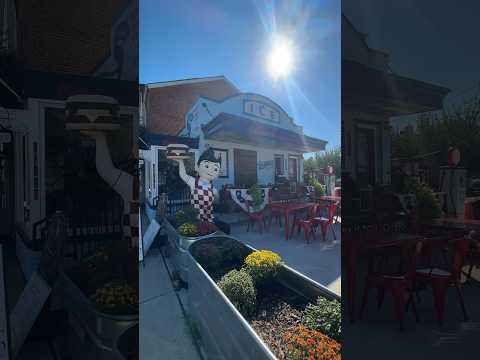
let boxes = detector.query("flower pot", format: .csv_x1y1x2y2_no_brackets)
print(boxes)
62,274,139,352
186,236,340,360
162,217,220,283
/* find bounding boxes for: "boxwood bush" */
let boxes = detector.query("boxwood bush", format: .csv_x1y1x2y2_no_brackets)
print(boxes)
302,297,341,341
218,269,256,318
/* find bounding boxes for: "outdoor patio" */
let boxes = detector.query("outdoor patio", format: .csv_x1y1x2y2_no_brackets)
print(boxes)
228,218,341,295
342,256,480,359
139,207,341,359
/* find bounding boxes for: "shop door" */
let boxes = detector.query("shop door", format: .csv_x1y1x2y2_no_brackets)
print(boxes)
0,131,14,238
234,149,257,187
288,156,298,182
356,127,376,188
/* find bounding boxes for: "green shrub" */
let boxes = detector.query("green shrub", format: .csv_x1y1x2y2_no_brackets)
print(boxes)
244,250,282,285
411,181,441,223
313,181,325,197
248,184,263,211
219,239,247,265
175,207,199,226
218,269,256,318
302,297,341,341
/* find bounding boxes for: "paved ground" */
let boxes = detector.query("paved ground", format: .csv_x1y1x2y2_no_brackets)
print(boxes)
230,219,342,296
342,257,480,360
139,248,201,360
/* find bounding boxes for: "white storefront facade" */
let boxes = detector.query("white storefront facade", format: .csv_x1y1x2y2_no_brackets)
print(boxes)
141,91,327,208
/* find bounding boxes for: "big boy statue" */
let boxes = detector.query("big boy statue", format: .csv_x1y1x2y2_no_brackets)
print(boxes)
168,145,230,234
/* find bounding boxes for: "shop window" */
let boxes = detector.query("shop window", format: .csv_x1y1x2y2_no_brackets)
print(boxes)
274,154,284,176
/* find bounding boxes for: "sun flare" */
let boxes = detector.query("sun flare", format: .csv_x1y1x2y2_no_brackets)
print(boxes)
267,36,294,79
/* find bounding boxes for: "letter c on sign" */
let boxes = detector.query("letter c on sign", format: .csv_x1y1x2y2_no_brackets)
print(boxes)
259,105,266,116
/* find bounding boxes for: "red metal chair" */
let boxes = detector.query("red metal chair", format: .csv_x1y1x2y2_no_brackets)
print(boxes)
291,204,319,243
466,238,480,281
342,230,360,323
414,237,470,326
359,237,424,330
312,202,337,241
245,199,266,234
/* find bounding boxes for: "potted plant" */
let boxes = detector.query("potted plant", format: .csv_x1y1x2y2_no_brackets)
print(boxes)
187,236,341,360
63,244,139,352
248,184,263,212
407,180,441,232
162,205,220,283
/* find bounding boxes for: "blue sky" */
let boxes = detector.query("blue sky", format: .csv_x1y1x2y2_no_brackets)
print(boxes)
140,0,341,151
343,0,480,131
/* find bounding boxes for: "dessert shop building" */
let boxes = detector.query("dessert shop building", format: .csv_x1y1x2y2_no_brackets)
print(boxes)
141,90,327,206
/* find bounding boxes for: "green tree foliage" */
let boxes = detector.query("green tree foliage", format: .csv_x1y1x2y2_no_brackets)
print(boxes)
305,146,341,179
392,96,480,178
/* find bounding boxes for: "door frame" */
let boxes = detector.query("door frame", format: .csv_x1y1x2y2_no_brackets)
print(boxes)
354,121,379,187
234,148,257,187
288,154,300,182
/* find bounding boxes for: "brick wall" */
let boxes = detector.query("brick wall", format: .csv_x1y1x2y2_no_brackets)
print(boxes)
15,0,130,75
146,80,239,135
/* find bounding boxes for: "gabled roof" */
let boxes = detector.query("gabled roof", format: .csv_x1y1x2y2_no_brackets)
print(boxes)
143,75,240,135
145,75,239,92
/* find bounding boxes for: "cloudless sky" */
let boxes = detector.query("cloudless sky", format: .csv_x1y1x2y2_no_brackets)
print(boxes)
140,0,341,151
343,1,480,104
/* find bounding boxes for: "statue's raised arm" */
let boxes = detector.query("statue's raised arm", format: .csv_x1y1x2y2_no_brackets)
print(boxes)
167,145,221,223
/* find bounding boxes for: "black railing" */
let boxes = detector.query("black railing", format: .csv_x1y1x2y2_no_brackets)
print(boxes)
66,194,124,260
166,189,191,217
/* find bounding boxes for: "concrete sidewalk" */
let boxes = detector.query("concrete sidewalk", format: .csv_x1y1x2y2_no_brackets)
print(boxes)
139,248,201,360
230,221,341,296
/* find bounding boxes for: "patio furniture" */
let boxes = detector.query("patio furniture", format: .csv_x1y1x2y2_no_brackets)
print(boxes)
268,201,316,240
464,197,480,220
312,202,338,241
466,235,480,281
291,204,319,243
375,239,424,330
318,195,341,224
359,232,425,322
342,229,359,323
227,188,269,234
245,199,266,234
414,236,470,326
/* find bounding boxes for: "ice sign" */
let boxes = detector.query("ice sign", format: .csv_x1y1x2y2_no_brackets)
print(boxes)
243,100,280,123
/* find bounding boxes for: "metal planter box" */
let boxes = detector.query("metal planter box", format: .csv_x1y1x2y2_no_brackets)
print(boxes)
186,236,340,360
62,274,138,353
163,218,220,282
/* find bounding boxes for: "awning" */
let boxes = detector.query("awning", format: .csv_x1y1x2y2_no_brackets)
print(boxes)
139,131,199,149
202,112,327,153
342,60,450,117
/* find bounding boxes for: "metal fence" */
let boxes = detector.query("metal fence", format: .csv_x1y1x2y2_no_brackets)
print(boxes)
165,189,191,217
65,193,124,260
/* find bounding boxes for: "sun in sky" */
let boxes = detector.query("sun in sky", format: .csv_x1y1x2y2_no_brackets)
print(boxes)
267,34,295,79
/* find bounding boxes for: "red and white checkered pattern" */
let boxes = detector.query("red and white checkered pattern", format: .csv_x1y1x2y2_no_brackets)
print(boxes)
124,175,139,247
191,177,214,222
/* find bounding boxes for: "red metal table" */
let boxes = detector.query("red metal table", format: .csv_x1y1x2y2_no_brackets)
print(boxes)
318,195,341,203
268,201,316,240
428,217,480,231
